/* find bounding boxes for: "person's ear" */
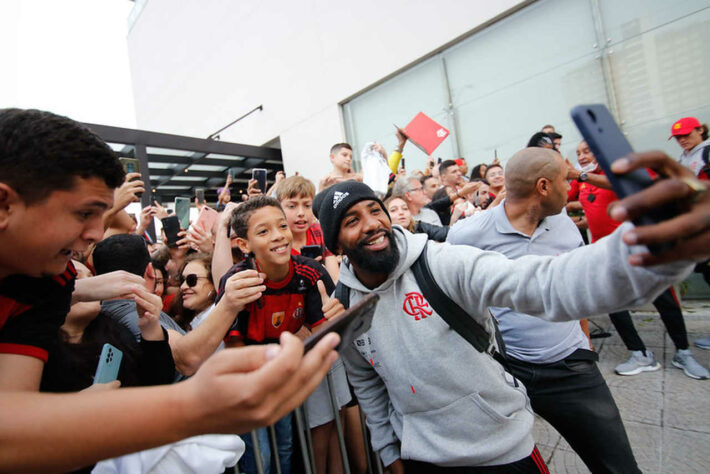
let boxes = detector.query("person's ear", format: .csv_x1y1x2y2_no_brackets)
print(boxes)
0,183,21,231
236,237,250,255
537,177,550,196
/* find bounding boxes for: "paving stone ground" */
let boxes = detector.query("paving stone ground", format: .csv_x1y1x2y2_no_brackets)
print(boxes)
532,300,710,473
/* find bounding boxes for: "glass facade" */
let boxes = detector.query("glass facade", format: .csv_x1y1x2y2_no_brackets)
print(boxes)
343,0,710,173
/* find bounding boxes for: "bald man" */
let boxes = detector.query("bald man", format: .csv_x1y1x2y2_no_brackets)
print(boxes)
447,148,641,473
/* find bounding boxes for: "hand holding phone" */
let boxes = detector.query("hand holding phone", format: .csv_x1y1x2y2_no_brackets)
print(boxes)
252,169,267,194
161,215,181,247
300,244,323,260
304,293,379,353
94,343,123,384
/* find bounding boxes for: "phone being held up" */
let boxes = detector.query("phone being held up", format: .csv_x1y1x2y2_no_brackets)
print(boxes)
570,104,678,254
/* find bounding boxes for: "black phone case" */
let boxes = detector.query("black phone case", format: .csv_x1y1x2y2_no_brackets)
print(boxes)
300,245,322,260
161,216,181,246
303,293,379,353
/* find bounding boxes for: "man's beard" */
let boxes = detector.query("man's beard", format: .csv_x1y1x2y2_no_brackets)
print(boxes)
343,228,400,275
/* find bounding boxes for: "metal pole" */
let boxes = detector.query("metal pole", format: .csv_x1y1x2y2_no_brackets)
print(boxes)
250,430,266,474
293,407,314,474
267,425,282,474
327,373,351,474
358,406,374,474
301,404,317,474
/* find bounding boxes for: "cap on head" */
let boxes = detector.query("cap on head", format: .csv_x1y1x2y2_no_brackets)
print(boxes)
313,181,389,254
669,117,701,138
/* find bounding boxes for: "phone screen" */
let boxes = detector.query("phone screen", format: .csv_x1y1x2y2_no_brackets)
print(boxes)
252,168,267,194
174,197,191,230
161,216,181,247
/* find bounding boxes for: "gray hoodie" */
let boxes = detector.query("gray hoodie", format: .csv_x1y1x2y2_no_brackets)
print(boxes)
338,224,691,467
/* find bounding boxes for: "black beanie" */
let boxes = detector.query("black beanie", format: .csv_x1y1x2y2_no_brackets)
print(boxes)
313,181,389,254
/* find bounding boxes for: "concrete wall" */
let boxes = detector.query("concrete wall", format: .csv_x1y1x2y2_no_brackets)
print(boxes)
127,0,526,186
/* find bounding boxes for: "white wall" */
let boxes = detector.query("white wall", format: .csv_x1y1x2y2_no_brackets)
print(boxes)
127,0,526,186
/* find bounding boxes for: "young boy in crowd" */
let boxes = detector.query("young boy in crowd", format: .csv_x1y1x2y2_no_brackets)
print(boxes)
218,196,344,474
277,175,339,281
318,143,363,191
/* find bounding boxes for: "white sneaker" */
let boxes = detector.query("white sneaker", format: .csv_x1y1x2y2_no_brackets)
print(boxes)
672,349,709,380
615,350,661,376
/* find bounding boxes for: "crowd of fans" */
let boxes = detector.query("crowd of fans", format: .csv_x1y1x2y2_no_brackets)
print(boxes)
1,107,709,474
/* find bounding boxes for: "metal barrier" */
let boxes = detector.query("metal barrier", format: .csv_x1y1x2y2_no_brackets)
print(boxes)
239,374,383,474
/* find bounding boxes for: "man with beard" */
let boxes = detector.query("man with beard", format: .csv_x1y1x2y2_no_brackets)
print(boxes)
312,157,710,472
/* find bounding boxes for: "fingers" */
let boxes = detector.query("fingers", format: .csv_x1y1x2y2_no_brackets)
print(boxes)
620,209,710,247
609,178,692,222
627,229,710,266
316,280,330,303
610,151,686,178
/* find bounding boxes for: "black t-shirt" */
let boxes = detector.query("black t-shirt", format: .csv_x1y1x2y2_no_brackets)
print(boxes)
0,262,76,362
217,255,334,344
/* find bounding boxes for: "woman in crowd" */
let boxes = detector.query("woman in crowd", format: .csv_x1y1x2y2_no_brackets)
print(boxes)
170,253,217,332
385,196,449,242
469,163,487,181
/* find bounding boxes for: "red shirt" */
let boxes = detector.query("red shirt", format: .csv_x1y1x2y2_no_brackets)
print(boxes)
291,222,333,258
568,178,620,242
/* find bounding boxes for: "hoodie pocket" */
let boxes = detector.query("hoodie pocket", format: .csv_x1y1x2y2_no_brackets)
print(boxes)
399,392,532,466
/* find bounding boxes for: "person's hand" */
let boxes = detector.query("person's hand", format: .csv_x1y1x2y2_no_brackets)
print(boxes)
247,179,263,198
319,174,339,191
72,271,146,303
218,269,267,313
566,201,583,213
139,206,156,228
457,181,481,198
186,224,214,253
133,287,165,341
565,158,581,180
395,127,408,150
218,202,239,232
396,167,407,180
174,230,191,250
113,173,144,210
81,380,121,392
274,171,285,185
372,143,387,159
492,155,500,166
153,201,169,219
608,151,710,266
489,188,506,208
571,215,588,230
184,331,339,434
226,173,233,185
317,280,345,321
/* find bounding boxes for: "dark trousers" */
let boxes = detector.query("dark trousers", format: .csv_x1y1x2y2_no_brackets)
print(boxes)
507,350,641,474
403,446,548,473
609,287,689,352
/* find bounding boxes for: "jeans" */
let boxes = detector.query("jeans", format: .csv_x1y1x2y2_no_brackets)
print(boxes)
507,350,641,474
240,413,292,474
609,287,689,352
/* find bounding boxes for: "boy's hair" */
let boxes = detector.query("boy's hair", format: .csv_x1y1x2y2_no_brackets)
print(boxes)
439,159,458,176
329,143,352,156
0,108,125,205
276,175,316,201
230,195,284,239
93,234,151,277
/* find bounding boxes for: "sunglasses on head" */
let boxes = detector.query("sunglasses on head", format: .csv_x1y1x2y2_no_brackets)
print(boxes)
182,274,209,287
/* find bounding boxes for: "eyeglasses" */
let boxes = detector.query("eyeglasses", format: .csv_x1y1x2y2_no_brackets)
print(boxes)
181,274,210,287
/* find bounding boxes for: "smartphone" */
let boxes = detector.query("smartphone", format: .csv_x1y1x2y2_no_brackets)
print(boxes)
119,157,140,175
437,157,443,165
228,168,237,179
174,197,191,230
304,293,379,353
400,158,406,170
195,188,205,204
252,168,267,194
301,244,322,260
94,343,123,384
161,215,181,247
571,104,677,253
195,205,219,235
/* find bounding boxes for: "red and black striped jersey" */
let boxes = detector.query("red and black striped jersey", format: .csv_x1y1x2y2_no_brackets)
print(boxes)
0,262,76,362
217,255,334,344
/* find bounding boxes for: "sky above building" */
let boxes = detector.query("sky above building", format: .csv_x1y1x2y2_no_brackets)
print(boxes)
0,0,136,127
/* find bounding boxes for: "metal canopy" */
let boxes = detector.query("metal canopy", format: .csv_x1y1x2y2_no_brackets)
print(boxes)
84,122,283,206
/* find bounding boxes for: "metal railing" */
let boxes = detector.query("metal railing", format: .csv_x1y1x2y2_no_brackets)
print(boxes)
236,374,383,474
